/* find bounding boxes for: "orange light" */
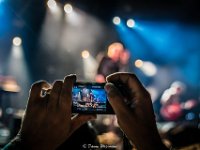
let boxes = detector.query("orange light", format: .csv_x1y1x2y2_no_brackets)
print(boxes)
82,50,90,59
135,59,143,68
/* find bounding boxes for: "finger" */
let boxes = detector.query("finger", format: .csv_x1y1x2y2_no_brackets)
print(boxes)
70,114,96,135
106,72,145,93
48,80,63,110
60,74,76,112
29,80,51,103
104,82,129,116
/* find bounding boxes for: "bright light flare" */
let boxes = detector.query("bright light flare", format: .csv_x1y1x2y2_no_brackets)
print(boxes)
82,50,90,59
47,0,59,13
112,16,121,25
47,0,57,11
102,117,112,126
135,60,157,76
64,4,73,14
127,19,135,28
13,37,22,46
135,59,143,68
141,61,157,76
82,53,98,80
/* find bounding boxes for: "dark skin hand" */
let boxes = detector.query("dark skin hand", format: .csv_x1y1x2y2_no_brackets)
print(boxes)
5,74,95,150
105,72,169,150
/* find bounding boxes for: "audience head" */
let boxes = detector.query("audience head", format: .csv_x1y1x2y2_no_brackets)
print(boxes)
107,42,124,62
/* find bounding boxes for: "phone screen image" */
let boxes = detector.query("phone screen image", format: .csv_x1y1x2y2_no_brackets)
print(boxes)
72,82,113,114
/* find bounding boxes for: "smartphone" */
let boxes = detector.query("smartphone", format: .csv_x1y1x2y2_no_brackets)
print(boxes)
72,82,114,114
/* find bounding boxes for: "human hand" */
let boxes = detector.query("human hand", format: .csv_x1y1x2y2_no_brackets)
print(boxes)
14,74,95,150
105,72,168,150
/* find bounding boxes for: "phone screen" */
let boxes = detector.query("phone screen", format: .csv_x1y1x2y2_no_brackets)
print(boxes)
72,82,114,114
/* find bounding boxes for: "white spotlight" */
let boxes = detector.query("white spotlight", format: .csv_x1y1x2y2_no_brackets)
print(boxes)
64,4,73,14
13,37,22,46
134,59,143,68
135,60,157,77
127,19,135,28
112,16,121,25
82,52,98,80
141,61,157,76
47,0,57,10
82,50,90,59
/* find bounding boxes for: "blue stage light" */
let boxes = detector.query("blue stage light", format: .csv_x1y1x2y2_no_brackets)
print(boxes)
127,19,135,28
115,20,200,88
112,16,121,25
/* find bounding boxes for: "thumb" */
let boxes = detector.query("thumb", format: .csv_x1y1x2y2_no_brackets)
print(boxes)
104,82,128,116
70,114,96,135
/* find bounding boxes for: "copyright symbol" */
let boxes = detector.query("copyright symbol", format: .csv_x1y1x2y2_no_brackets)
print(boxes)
82,144,87,149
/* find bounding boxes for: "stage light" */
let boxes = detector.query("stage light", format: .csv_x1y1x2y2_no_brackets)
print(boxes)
112,16,121,25
102,117,112,126
127,19,135,28
142,61,157,76
7,40,31,106
135,59,143,68
47,0,57,10
135,60,157,76
82,50,90,59
64,4,73,14
12,37,22,46
82,52,98,80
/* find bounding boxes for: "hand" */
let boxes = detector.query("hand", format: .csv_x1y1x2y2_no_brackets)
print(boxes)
15,74,95,150
105,72,168,150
